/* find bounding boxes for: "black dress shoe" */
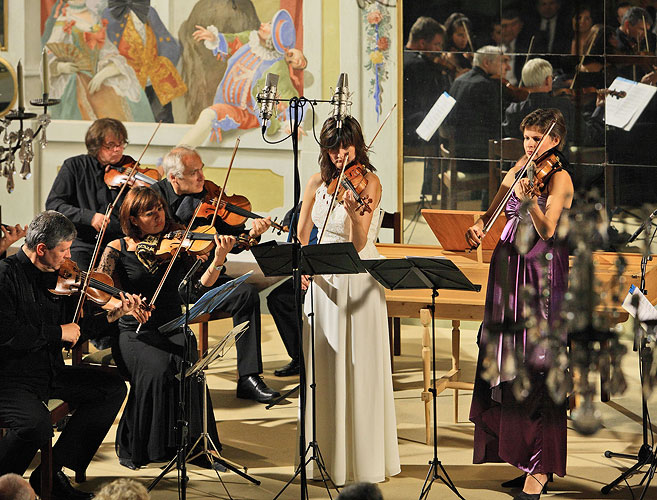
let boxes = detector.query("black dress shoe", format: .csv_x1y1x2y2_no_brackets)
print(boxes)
119,457,140,470
30,469,94,500
236,375,281,403
274,359,300,377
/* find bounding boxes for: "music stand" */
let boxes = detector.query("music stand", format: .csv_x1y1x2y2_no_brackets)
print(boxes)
184,321,260,497
148,273,254,495
251,241,365,499
362,257,481,500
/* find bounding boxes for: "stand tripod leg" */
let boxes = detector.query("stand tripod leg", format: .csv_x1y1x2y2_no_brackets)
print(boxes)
147,455,180,492
265,384,299,410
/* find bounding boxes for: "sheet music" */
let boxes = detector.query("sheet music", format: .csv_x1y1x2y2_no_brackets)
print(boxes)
622,284,657,329
605,77,657,131
416,92,456,142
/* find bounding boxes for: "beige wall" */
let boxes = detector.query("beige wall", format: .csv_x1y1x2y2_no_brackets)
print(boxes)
0,0,398,239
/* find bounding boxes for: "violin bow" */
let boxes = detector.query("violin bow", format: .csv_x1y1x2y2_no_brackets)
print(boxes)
72,120,162,324
643,15,650,53
210,137,240,227
571,32,597,91
462,20,474,54
480,120,557,238
317,103,397,244
520,36,535,86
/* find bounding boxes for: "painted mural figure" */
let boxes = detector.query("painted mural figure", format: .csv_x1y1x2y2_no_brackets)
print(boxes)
44,0,154,122
102,0,188,123
179,9,307,146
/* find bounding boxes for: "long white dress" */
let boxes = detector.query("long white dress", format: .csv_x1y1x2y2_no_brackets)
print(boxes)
303,182,401,486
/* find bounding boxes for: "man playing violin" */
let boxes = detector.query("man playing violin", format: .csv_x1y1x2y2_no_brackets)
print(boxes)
0,211,143,499
151,145,280,403
46,118,131,272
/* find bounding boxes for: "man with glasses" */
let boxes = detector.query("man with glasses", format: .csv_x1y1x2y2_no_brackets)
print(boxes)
46,118,130,272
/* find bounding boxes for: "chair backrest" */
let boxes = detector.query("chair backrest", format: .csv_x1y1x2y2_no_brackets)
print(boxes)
379,210,402,243
488,137,524,195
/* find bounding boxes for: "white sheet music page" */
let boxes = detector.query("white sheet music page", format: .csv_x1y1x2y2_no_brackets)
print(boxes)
622,284,657,333
416,91,456,142
605,77,657,131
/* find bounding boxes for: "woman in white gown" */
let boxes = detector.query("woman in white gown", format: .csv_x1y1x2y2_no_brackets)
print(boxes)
297,116,400,486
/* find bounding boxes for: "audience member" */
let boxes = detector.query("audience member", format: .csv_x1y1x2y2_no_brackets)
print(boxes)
0,474,36,500
336,482,384,500
500,9,532,85
95,479,149,500
524,0,572,55
616,2,633,28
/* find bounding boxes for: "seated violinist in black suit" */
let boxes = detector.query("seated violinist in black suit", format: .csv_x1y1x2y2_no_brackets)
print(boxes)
151,145,280,403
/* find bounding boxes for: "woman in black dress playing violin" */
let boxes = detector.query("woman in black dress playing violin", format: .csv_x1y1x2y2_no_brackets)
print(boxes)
97,186,235,469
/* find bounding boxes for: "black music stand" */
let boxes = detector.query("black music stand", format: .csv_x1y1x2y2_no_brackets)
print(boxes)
362,257,481,500
251,240,365,499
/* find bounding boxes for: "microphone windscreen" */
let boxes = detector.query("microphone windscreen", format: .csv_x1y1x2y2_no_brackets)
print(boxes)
265,73,279,88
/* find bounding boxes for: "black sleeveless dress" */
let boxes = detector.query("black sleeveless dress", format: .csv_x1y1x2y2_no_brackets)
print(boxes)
111,239,221,466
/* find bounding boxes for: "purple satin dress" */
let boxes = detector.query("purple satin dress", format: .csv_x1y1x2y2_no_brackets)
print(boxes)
469,189,569,477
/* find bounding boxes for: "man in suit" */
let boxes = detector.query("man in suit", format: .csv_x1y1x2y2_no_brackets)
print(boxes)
500,9,533,85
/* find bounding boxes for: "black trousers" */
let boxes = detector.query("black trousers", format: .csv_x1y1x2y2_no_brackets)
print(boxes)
266,278,303,363
0,366,126,475
213,276,262,377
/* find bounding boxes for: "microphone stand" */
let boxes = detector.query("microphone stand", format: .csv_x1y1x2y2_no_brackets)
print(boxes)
602,223,657,498
257,92,337,500
148,259,201,497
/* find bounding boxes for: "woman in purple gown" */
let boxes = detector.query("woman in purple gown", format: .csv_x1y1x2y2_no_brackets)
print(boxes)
466,108,574,500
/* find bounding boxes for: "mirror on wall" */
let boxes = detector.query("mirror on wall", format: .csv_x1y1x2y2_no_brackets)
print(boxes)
400,0,657,246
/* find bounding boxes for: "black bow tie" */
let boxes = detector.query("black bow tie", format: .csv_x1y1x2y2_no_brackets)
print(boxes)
108,0,150,25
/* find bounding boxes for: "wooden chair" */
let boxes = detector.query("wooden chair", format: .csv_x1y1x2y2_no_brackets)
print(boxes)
440,141,492,209
379,210,403,371
487,137,525,196
0,400,85,500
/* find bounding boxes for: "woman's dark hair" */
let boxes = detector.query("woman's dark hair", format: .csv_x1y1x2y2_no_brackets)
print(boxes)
519,108,567,150
444,12,472,50
318,116,375,184
85,118,128,157
119,186,174,240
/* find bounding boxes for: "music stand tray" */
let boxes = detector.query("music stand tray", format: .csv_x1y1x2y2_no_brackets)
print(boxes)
362,257,480,500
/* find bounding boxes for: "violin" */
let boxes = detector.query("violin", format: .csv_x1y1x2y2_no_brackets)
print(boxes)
154,225,256,261
526,148,566,195
492,76,529,102
104,156,161,189
199,180,288,233
326,162,373,216
49,258,149,308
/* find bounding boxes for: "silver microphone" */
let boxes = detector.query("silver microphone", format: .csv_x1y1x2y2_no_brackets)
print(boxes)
257,73,279,131
331,73,351,129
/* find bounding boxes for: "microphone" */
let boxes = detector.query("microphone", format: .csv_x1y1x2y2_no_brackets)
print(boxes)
257,73,279,133
331,73,351,129
627,207,657,243
178,258,203,296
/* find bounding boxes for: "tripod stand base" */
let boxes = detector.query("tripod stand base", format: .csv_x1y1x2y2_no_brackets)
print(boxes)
418,458,465,500
273,442,340,500
601,443,656,497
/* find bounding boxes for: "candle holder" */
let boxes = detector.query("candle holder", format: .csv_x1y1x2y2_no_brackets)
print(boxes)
0,93,60,193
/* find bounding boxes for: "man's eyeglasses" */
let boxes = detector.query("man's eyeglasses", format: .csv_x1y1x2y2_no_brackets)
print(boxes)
102,141,128,150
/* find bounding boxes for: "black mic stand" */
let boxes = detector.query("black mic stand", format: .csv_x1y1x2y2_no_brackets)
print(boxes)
148,259,200,497
257,89,340,499
602,223,657,499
